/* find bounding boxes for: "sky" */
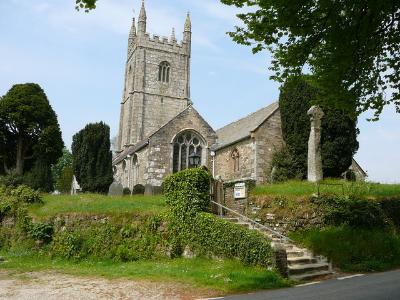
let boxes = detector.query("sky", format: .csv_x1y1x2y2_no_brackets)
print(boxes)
0,0,399,183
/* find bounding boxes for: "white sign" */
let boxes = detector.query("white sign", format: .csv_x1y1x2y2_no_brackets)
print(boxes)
234,182,246,199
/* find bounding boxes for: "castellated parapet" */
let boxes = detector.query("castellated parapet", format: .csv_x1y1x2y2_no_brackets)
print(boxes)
118,1,192,150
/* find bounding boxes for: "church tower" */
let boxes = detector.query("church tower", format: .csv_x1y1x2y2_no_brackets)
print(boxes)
117,1,192,150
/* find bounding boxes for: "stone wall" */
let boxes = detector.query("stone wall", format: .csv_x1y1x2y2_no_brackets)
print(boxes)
253,109,285,183
215,138,255,181
144,106,217,187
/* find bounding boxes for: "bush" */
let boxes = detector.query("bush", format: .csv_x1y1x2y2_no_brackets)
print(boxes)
0,173,24,188
291,226,400,272
164,167,211,215
132,184,145,195
314,194,388,229
187,213,273,266
380,198,400,229
29,222,54,243
10,185,42,204
269,146,303,182
56,165,73,194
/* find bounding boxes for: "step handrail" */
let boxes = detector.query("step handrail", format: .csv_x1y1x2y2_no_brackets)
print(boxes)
210,200,293,243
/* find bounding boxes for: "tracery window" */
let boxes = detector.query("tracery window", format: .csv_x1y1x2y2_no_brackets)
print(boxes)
173,131,204,173
231,148,240,172
158,61,170,83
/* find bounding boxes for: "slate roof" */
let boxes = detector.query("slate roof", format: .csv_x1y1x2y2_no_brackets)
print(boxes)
215,102,279,150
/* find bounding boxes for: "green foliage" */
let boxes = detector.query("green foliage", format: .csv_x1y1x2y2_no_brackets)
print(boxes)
56,166,74,194
52,148,73,188
0,83,63,191
291,226,400,272
164,167,212,215
28,223,53,243
278,76,359,179
24,159,53,192
313,195,388,229
50,217,166,261
72,122,113,193
220,0,400,118
10,185,42,204
75,0,97,12
0,172,24,188
187,213,273,267
165,168,273,267
132,184,145,195
269,146,303,183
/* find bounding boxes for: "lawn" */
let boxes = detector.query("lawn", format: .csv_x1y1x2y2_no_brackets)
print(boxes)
0,252,289,293
252,180,400,198
29,194,167,218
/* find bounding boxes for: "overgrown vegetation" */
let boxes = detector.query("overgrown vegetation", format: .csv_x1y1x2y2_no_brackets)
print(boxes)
291,227,400,272
164,167,273,267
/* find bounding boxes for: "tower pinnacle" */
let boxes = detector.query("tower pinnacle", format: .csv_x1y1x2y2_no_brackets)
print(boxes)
138,0,147,34
170,27,177,43
184,12,191,32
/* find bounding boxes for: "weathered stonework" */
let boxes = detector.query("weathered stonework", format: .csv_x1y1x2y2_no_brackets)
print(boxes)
307,105,324,182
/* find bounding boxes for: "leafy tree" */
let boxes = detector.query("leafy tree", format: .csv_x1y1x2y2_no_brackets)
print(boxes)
56,165,74,194
75,0,97,12
221,0,400,119
279,76,359,178
71,122,113,193
0,83,63,179
51,148,73,186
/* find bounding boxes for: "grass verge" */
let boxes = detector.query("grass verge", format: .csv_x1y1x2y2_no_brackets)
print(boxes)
0,252,289,293
253,180,400,198
290,226,400,272
29,194,167,218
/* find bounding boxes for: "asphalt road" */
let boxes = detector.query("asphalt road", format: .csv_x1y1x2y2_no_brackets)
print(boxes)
218,269,400,300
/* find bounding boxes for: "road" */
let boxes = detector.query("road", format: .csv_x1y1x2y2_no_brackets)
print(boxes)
218,269,400,300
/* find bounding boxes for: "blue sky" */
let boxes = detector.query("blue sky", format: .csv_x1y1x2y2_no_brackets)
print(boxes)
0,0,399,183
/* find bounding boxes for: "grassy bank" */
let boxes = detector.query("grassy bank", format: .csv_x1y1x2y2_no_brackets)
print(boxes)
252,180,400,198
29,194,167,218
0,251,289,293
290,226,400,272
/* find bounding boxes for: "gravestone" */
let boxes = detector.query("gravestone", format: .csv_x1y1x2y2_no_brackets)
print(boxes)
108,181,124,196
307,105,324,182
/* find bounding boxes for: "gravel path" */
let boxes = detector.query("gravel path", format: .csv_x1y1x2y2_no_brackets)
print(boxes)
0,270,218,300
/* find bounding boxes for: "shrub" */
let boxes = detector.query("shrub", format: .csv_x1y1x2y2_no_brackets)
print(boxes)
29,222,54,243
380,198,400,229
291,226,400,272
269,146,303,182
163,167,211,215
314,194,388,229
0,173,24,188
56,165,74,194
132,184,145,195
187,213,273,266
10,185,42,204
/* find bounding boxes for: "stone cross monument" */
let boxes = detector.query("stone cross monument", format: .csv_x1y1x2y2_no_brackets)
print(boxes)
307,105,324,182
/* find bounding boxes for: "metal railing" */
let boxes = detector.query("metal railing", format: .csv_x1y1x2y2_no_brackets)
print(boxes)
210,200,293,243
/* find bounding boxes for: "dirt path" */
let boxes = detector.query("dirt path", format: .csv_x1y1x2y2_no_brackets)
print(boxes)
0,270,219,300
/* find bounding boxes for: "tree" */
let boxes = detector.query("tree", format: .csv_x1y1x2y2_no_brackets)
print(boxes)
221,0,400,119
75,0,97,12
0,83,64,178
71,122,113,193
51,148,73,186
279,76,359,178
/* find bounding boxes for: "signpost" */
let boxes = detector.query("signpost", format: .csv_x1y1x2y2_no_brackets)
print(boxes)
234,182,246,199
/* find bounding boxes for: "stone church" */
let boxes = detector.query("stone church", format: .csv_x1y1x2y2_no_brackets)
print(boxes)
113,2,365,192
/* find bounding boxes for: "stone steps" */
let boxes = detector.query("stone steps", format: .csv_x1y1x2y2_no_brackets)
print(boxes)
221,216,333,281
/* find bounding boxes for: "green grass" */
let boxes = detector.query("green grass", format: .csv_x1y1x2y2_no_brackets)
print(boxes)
290,226,400,272
0,252,289,293
252,180,400,198
29,194,167,218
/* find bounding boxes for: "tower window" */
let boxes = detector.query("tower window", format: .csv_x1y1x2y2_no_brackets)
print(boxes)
231,148,240,172
158,61,170,83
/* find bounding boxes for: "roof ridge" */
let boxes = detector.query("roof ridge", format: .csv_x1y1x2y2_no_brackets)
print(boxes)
216,101,278,132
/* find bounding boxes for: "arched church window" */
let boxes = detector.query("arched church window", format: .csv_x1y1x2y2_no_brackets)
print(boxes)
158,61,170,83
172,130,205,173
231,148,240,172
